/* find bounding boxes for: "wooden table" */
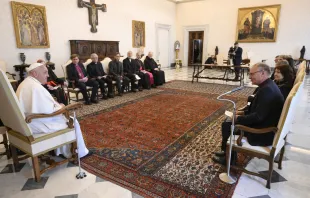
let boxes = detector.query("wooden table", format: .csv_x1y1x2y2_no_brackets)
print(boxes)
189,64,250,86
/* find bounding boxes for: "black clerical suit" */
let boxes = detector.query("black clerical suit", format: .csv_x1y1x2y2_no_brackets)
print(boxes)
108,60,129,93
233,47,243,79
87,61,113,97
66,62,98,103
221,79,284,152
144,56,165,86
134,59,151,89
123,57,140,91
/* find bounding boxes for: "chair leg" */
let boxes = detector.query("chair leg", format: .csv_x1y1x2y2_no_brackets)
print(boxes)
10,145,19,168
278,146,285,170
70,142,78,164
75,93,79,101
32,156,41,182
2,134,11,159
266,159,274,189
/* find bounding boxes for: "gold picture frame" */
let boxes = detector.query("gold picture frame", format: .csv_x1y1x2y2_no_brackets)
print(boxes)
236,4,281,43
11,1,50,48
132,20,145,48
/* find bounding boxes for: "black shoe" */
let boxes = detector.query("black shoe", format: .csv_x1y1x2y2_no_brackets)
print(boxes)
214,151,225,157
139,88,143,91
131,89,137,93
118,93,123,97
102,95,108,100
84,101,91,105
212,156,236,166
151,84,157,88
81,150,94,159
107,94,114,98
212,156,226,165
91,99,98,104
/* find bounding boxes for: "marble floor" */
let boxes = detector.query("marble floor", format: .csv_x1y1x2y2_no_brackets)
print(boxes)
0,67,309,198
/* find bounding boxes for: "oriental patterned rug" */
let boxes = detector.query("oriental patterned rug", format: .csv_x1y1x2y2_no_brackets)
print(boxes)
79,81,255,198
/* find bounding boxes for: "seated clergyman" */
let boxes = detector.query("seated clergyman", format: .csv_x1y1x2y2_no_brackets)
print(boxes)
67,54,99,105
144,52,165,86
212,63,284,165
123,51,142,92
16,62,91,159
87,53,114,99
108,52,130,96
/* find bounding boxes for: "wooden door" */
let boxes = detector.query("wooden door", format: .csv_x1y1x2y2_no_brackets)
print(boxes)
188,31,204,65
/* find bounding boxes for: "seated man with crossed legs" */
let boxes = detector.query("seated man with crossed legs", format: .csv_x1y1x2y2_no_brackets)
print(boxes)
87,53,114,99
66,54,99,105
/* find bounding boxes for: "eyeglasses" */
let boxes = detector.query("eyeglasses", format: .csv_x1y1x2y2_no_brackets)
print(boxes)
249,70,263,76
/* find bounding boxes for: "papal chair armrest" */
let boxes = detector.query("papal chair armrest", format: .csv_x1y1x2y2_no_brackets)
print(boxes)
235,125,278,134
25,103,83,128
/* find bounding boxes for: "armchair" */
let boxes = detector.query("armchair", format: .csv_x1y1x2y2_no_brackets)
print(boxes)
227,82,302,189
0,70,82,182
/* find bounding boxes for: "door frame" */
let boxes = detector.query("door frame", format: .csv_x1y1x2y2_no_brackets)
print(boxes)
155,23,171,67
183,25,209,66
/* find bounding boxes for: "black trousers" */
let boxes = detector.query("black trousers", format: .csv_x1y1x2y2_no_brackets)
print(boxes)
137,71,150,89
48,87,68,105
152,70,165,86
125,73,138,90
76,79,99,102
96,77,113,95
221,121,242,151
111,75,129,93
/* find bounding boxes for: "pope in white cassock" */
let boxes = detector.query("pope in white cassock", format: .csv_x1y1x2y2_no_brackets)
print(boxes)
16,62,90,158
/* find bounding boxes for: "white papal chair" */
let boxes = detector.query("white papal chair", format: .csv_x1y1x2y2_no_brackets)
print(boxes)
0,69,82,182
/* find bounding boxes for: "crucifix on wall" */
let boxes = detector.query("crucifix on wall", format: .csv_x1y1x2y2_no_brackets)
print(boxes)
78,0,107,33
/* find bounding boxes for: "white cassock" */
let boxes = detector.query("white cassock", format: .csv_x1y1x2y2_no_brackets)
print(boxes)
16,76,89,158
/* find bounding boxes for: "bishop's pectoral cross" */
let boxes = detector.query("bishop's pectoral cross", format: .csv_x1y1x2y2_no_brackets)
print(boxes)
78,0,107,33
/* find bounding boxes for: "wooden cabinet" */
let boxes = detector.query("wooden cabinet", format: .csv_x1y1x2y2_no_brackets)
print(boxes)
69,40,119,62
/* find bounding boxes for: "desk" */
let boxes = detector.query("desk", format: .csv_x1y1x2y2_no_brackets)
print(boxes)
189,64,250,86
13,64,30,83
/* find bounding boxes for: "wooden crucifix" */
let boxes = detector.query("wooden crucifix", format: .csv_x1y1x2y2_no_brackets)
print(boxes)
78,0,107,33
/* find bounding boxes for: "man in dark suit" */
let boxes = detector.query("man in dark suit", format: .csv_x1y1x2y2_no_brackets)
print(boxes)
108,52,129,96
233,42,243,80
134,53,152,89
66,54,98,105
87,53,114,99
123,51,141,92
213,63,284,165
144,52,165,86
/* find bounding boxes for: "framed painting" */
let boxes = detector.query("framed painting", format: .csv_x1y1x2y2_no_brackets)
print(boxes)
132,20,145,48
236,4,281,43
11,1,50,48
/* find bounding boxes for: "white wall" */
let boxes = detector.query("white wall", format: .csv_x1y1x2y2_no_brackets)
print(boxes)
176,0,310,66
0,0,176,77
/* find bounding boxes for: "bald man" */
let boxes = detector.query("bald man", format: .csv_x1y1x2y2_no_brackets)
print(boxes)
144,52,165,86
